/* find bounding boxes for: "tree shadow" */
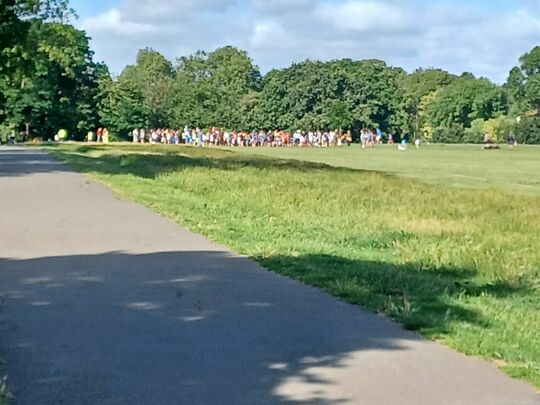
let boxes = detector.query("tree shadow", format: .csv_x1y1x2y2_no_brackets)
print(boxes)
44,144,390,181
0,147,72,178
0,251,533,404
256,254,529,335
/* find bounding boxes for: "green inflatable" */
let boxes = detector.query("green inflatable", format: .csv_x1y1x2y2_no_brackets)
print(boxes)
58,128,68,141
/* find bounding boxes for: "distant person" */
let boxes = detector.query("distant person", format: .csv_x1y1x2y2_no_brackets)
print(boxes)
132,128,139,144
388,133,394,144
507,132,516,149
197,127,203,147
96,128,103,143
346,130,352,146
103,128,110,144
360,130,369,149
7,129,16,144
376,127,382,144
414,138,421,149
482,133,499,150
398,138,408,151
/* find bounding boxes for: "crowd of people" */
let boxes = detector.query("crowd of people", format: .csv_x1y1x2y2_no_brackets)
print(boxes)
126,127,404,148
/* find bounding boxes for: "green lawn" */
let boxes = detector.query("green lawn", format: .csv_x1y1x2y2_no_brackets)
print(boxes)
232,144,540,195
47,143,540,388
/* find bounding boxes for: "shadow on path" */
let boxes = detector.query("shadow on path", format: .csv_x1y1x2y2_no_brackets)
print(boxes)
0,148,71,178
0,251,535,404
0,251,408,404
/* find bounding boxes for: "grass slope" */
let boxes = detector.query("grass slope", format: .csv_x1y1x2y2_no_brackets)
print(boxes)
48,144,540,388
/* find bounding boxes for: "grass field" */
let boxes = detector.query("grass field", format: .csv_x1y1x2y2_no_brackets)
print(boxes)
233,144,540,195
46,143,540,388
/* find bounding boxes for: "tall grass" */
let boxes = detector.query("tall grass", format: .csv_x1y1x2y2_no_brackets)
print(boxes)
50,144,540,387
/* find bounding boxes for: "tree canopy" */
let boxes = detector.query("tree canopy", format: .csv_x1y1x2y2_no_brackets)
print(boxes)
0,0,101,139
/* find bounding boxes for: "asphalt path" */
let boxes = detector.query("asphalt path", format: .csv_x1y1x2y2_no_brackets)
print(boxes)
0,146,537,404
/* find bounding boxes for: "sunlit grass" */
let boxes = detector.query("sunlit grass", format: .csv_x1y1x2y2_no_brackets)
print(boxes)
48,143,540,388
231,144,540,195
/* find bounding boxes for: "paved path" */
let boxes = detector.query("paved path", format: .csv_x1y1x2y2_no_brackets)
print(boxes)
0,146,537,405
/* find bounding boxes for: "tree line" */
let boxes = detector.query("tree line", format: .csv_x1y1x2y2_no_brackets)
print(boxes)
1,0,540,143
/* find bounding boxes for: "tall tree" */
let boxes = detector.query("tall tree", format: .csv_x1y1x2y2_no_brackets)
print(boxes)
172,46,260,129
426,76,508,132
401,68,456,137
97,48,174,135
506,46,540,115
255,59,405,133
0,0,100,138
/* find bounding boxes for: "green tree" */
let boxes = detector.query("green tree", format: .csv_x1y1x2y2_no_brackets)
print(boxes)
1,19,101,138
96,70,147,136
326,100,352,132
505,67,526,115
172,46,260,129
97,48,175,136
123,48,174,128
426,76,507,133
255,59,405,133
1,0,100,139
401,68,456,138
506,46,540,115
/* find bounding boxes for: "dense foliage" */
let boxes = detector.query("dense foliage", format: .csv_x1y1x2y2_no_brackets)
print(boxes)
0,0,104,140
1,0,539,142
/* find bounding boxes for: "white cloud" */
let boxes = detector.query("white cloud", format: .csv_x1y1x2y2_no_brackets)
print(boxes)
77,0,540,83
314,1,412,32
81,8,158,36
120,0,235,22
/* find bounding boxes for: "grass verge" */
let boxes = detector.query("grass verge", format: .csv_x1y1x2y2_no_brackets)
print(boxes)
47,144,540,388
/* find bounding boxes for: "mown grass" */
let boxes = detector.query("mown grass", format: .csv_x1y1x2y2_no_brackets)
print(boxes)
232,144,540,195
46,144,540,388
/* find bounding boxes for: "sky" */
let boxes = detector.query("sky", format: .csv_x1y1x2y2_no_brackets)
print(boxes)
70,0,540,83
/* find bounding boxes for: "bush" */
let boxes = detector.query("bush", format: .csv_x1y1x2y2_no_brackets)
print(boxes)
463,119,485,143
432,124,464,143
464,116,517,144
0,123,15,144
516,116,540,144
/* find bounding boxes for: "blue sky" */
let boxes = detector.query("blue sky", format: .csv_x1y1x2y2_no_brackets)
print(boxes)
70,0,540,83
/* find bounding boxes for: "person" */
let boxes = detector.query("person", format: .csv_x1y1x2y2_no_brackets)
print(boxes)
7,129,16,144
398,138,408,151
96,128,103,143
376,127,382,144
388,133,394,144
132,128,139,144
361,129,370,149
197,127,203,147
102,128,110,144
87,131,95,142
507,131,516,149
414,138,421,149
482,133,499,150
293,130,301,146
